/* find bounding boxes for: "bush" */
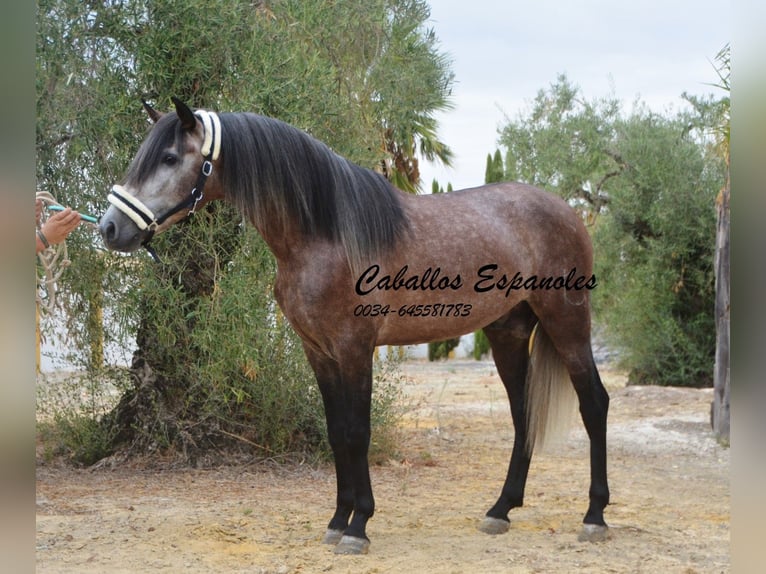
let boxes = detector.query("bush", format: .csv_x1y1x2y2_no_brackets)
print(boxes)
36,369,128,466
368,354,408,464
428,338,460,361
473,329,491,359
591,110,721,387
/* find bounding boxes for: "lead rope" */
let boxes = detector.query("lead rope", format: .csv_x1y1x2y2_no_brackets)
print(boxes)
36,190,97,315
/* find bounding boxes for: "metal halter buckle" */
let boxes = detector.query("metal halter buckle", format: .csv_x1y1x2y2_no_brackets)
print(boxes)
188,189,204,216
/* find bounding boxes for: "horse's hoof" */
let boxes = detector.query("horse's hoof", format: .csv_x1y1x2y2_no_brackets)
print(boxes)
478,516,510,535
333,535,370,555
578,523,611,542
322,529,344,545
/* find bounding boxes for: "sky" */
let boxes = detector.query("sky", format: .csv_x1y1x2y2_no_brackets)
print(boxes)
419,0,730,192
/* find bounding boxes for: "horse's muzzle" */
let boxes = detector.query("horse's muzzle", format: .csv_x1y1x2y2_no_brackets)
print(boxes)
99,209,144,252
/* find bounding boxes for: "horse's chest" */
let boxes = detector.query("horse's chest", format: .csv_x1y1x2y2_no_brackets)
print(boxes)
273,268,339,326
273,267,361,356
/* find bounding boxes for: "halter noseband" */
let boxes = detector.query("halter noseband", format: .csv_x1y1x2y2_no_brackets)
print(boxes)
107,110,222,262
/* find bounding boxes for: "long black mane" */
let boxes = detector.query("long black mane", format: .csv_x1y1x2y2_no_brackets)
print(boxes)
221,113,411,270
127,111,411,272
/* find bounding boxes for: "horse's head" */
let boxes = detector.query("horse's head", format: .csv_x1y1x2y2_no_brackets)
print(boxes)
99,97,222,254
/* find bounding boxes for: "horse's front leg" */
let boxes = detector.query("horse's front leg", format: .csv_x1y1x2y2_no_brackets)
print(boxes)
305,345,375,555
333,352,375,555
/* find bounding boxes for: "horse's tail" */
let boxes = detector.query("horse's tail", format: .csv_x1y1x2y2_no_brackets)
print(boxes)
525,324,578,454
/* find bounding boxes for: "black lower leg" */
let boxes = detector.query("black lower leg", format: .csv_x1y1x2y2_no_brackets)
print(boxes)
327,456,354,532
483,308,537,522
342,399,375,540
485,437,531,521
305,347,357,535
573,367,610,526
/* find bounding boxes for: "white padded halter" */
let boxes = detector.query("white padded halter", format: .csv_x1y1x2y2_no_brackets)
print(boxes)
195,110,222,161
107,184,158,231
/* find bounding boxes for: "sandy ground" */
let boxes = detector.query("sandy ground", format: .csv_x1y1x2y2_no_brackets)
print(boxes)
36,360,729,573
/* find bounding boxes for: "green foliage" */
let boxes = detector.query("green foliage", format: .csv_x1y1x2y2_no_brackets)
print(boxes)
485,150,505,184
428,338,460,361
430,179,452,195
593,108,720,386
36,0,454,463
499,75,620,222
498,75,725,387
39,413,116,467
36,368,130,466
683,44,729,166
368,354,408,464
473,329,491,360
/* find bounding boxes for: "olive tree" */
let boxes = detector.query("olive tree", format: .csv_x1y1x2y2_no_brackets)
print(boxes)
36,0,453,464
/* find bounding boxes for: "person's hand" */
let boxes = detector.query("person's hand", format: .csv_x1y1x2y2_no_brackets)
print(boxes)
36,198,43,226
41,207,81,245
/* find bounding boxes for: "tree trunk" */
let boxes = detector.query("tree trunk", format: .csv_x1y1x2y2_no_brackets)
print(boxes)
711,173,730,444
105,206,242,461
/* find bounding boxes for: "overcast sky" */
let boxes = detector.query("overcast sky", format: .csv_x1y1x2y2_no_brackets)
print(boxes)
419,0,730,191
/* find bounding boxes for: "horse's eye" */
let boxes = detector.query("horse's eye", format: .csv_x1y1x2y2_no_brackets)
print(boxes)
162,154,178,166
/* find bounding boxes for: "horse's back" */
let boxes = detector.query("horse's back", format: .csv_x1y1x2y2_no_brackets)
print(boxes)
401,181,592,271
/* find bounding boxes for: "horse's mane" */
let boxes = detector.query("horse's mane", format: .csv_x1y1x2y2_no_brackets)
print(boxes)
221,113,410,270
126,111,411,272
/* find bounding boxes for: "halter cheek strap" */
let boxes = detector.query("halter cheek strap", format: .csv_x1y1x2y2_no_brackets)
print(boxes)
107,110,221,262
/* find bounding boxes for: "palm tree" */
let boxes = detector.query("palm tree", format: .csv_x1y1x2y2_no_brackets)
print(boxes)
379,107,454,193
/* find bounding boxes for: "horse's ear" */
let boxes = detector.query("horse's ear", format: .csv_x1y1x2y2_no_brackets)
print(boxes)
171,96,197,131
142,99,163,123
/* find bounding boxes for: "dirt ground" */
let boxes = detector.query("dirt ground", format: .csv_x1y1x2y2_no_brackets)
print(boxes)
36,359,729,573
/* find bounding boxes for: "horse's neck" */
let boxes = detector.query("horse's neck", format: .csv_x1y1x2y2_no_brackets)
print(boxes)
252,219,298,261
251,217,340,270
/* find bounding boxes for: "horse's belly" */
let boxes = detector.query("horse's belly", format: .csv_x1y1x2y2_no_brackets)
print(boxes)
364,292,521,346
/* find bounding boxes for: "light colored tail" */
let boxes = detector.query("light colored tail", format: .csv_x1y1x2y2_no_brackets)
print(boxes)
525,324,578,454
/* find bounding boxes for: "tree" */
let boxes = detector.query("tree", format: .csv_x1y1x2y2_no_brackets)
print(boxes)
36,0,455,463
500,75,620,225
592,108,720,386
498,75,726,387
372,4,455,191
484,150,504,184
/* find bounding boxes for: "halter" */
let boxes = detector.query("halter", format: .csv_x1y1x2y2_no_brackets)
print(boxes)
107,110,222,262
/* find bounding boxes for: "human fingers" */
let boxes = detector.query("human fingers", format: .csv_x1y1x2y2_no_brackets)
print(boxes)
49,207,81,226
48,206,73,220
52,210,81,234
62,211,82,231
42,209,80,243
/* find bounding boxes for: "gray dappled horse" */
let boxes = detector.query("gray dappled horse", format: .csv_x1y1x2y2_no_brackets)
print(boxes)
100,98,610,555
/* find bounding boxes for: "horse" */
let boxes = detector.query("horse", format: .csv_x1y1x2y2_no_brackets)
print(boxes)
99,97,610,555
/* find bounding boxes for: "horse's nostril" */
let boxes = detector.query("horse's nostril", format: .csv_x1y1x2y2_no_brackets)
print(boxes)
101,220,117,243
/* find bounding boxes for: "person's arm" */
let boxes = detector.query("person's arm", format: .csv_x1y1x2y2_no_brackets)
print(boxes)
36,231,49,253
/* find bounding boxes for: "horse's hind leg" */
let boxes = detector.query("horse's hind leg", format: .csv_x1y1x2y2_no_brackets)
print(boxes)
479,302,538,534
568,349,610,541
534,300,611,541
